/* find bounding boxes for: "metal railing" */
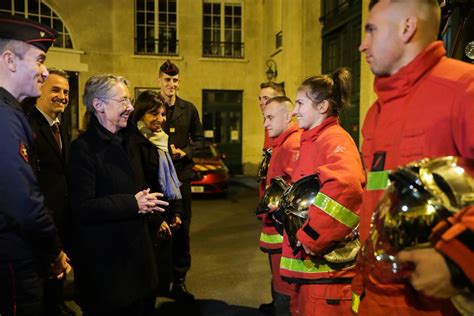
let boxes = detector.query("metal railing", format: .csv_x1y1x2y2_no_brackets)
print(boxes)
275,31,283,49
202,41,244,59
135,38,179,56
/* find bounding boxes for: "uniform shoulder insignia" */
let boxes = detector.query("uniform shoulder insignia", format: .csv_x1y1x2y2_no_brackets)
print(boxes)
19,141,29,162
333,145,346,154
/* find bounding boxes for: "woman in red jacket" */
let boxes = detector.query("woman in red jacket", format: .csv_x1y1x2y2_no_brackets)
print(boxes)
280,68,365,315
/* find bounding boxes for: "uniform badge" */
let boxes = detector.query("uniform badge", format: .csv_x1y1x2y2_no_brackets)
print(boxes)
19,141,29,162
371,151,386,171
333,145,346,154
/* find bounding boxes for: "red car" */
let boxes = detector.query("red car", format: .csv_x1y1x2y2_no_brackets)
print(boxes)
191,143,230,194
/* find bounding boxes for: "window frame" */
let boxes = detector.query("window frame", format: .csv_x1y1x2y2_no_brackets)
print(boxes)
0,0,74,49
135,0,179,56
202,0,244,59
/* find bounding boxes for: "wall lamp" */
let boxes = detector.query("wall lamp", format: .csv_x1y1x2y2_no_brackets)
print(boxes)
265,59,278,81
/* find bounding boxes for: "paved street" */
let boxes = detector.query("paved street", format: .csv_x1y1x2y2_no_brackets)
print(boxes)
67,176,272,315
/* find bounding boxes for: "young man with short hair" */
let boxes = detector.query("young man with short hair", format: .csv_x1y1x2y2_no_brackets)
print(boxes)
259,96,301,316
158,60,204,302
353,0,474,314
0,14,70,316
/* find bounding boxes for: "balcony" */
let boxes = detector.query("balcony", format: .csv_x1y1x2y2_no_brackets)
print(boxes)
202,41,244,59
135,38,179,56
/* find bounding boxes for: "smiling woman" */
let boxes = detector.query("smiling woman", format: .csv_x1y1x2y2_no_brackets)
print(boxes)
80,75,134,134
67,74,168,315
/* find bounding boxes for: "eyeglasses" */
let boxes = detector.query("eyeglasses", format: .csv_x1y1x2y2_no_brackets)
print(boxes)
102,97,134,107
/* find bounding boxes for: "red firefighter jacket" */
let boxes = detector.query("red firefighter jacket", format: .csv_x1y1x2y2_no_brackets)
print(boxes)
280,116,365,283
431,205,474,286
259,123,301,253
352,41,474,315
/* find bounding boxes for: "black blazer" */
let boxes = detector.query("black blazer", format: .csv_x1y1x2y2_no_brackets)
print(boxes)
67,115,157,309
28,107,69,236
163,96,204,181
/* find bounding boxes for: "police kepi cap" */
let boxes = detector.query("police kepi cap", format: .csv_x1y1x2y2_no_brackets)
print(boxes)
159,59,179,76
0,14,58,52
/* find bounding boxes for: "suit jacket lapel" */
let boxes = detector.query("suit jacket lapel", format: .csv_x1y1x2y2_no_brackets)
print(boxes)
169,97,185,123
60,124,69,161
33,107,63,159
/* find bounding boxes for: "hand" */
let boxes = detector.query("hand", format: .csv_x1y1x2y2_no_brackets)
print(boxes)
296,240,316,256
170,215,182,230
398,248,461,298
135,189,169,214
50,250,72,279
158,221,172,239
170,144,186,159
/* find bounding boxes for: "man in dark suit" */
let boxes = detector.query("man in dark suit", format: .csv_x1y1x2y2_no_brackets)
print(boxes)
28,69,74,316
158,60,204,302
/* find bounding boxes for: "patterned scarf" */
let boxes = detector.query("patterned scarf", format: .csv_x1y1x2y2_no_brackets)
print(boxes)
137,121,182,200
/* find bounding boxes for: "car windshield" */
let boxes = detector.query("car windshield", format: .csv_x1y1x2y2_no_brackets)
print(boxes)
194,143,219,159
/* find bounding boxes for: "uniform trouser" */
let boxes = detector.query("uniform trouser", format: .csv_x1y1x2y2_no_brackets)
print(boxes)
42,276,65,316
173,180,192,279
0,259,43,316
296,283,352,316
268,253,298,316
354,279,459,316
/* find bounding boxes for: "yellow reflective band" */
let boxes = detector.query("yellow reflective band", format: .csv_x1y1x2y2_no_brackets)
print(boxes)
259,232,283,244
280,257,336,273
367,170,391,191
313,192,359,228
351,291,361,313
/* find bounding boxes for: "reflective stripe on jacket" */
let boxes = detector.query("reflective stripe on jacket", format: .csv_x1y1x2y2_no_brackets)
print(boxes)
280,117,365,282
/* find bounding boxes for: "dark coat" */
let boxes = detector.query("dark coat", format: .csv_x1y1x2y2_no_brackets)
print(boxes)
28,106,69,238
67,115,158,310
163,96,204,181
0,88,60,267
132,130,183,215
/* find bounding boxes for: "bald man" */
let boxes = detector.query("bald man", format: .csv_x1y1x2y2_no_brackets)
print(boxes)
353,0,474,315
257,82,286,197
260,96,300,316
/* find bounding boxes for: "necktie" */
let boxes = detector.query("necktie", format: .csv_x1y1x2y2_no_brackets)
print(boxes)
51,122,62,151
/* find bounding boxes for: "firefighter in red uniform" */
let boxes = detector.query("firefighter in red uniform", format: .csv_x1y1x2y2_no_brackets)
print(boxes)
257,82,286,197
256,82,287,315
260,96,301,315
352,0,474,314
280,68,365,315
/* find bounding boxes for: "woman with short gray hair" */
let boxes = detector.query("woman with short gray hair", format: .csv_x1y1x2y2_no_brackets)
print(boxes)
67,74,167,315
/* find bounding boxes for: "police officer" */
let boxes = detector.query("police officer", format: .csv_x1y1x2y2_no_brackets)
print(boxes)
0,14,70,316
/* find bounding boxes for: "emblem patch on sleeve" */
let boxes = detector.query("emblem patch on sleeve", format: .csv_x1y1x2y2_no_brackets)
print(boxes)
19,141,29,162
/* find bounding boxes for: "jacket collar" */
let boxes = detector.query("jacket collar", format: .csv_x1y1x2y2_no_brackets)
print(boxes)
301,116,338,143
0,87,22,111
374,41,445,104
272,122,299,148
86,114,124,145
168,96,186,122
31,106,64,157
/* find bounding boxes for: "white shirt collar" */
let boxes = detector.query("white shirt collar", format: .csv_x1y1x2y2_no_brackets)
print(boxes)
36,106,60,127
